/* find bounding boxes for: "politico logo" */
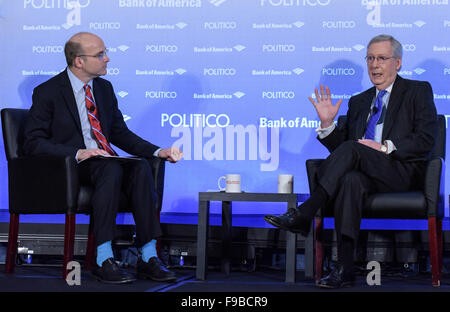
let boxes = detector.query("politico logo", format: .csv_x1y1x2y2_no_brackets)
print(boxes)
322,67,356,76
322,20,356,28
262,44,295,53
23,0,90,9
32,45,64,53
161,113,231,128
145,91,177,99
145,45,178,53
203,68,236,76
262,91,295,99
204,21,237,30
90,22,120,30
260,0,331,6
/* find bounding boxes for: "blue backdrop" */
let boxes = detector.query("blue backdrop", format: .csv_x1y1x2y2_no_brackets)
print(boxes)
0,0,449,221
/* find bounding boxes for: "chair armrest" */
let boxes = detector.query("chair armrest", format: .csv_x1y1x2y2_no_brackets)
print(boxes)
424,157,445,218
8,155,79,214
305,159,325,217
147,156,165,212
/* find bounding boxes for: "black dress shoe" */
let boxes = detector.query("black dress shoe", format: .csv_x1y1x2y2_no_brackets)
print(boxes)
92,258,136,284
317,264,354,289
264,208,311,236
137,257,177,282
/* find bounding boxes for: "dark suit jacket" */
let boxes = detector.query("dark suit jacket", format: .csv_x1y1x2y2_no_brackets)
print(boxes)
319,75,438,162
23,69,159,159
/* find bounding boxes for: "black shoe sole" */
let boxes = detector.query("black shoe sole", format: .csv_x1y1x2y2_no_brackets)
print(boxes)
92,274,136,284
137,272,177,282
317,280,354,289
264,216,309,236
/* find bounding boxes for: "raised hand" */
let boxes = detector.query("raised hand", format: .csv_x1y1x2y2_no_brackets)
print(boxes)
308,84,343,128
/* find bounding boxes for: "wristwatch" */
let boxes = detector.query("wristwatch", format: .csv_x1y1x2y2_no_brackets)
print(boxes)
380,142,387,154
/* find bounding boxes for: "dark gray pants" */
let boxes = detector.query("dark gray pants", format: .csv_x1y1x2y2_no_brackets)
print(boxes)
79,158,162,247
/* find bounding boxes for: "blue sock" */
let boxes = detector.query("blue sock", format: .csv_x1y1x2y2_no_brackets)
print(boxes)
96,241,114,266
141,239,158,262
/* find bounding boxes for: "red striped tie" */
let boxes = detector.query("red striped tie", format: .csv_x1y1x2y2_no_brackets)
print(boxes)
84,84,117,156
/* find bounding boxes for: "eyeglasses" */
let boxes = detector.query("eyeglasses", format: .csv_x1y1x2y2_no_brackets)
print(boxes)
77,49,108,61
365,55,395,64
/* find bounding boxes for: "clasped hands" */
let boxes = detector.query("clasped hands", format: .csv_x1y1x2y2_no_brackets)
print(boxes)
157,146,183,163
308,84,384,152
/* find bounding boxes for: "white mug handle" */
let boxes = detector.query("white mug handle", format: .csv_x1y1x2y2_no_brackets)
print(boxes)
218,176,226,191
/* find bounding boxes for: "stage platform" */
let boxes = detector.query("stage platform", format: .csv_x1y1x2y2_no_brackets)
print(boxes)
1,262,450,291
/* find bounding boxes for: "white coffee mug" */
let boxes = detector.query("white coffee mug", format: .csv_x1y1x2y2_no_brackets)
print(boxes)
278,174,293,193
218,174,241,193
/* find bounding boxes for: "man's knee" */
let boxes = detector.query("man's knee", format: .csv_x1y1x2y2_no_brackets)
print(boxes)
98,160,123,181
130,159,153,178
335,140,362,154
341,170,368,186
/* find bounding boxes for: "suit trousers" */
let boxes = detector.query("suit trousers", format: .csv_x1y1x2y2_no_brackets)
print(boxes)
317,140,425,241
78,158,163,247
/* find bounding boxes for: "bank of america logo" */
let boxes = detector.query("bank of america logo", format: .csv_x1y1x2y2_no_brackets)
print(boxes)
118,45,129,52
414,68,426,75
175,68,187,75
233,45,246,52
292,21,304,28
233,91,245,98
176,22,187,29
292,68,304,75
123,114,131,122
353,44,364,51
210,0,227,6
117,91,128,98
414,20,426,28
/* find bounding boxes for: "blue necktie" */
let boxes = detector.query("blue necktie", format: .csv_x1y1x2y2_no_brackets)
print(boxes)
365,90,387,140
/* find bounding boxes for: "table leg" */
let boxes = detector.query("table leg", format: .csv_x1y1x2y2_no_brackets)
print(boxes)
196,200,210,280
221,201,232,275
286,231,297,283
285,199,297,283
304,219,314,279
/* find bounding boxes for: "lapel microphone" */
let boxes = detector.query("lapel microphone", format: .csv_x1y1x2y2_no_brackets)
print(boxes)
372,106,378,114
88,105,95,113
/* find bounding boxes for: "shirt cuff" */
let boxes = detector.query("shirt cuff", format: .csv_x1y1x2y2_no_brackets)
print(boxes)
75,150,81,163
315,122,336,139
384,140,396,154
153,148,162,157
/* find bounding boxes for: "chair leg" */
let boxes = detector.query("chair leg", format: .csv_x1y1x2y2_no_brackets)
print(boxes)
5,213,19,274
428,217,442,287
63,214,76,280
437,219,443,280
84,216,96,271
314,217,324,284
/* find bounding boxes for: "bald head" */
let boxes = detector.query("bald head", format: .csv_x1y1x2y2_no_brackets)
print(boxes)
64,32,103,67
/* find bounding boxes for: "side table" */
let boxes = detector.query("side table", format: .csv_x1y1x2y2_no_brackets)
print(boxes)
196,192,313,283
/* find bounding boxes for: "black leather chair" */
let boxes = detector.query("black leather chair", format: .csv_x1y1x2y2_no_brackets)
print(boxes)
306,115,445,287
1,108,166,279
